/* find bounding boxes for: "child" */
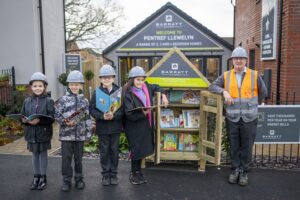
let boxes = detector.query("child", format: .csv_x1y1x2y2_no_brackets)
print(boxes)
89,64,123,186
21,72,55,190
122,66,168,185
54,70,93,192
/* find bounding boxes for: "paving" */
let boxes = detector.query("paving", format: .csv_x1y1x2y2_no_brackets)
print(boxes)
0,123,299,200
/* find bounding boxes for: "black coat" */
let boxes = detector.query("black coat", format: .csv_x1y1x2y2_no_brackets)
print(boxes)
89,83,123,135
124,83,162,161
21,94,55,143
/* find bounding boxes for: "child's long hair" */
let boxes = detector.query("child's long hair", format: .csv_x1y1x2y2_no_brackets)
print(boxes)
121,78,134,105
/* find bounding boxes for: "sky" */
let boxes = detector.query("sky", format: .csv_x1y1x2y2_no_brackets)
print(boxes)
91,0,234,50
118,0,234,37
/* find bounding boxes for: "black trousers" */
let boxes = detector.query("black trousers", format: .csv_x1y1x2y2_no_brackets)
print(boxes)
131,159,142,172
98,133,120,176
226,118,257,173
61,141,84,181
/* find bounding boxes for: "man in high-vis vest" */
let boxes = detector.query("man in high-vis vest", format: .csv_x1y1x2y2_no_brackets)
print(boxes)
209,46,267,186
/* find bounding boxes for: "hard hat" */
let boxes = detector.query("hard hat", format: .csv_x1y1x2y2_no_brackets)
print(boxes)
66,70,84,83
231,46,248,58
128,66,147,79
99,64,116,77
29,72,48,85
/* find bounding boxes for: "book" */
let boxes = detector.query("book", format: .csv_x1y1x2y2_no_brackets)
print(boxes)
6,114,53,123
163,133,177,151
182,91,200,104
183,134,199,152
96,87,122,113
160,135,164,150
182,110,200,128
160,109,175,128
168,90,184,103
128,105,157,112
178,133,185,151
55,106,88,124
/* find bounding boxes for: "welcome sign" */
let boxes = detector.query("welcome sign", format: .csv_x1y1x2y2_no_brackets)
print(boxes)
118,9,222,52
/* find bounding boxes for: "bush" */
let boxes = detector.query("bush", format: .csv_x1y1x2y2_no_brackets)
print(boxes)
0,104,10,116
83,133,129,154
57,73,69,86
84,70,94,82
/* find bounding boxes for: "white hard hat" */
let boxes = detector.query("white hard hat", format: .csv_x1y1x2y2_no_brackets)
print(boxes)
128,66,147,79
99,64,116,77
29,72,48,85
66,70,84,83
231,46,248,58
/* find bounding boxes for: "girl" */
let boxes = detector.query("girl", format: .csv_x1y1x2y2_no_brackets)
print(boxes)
122,66,168,185
21,72,55,190
89,65,123,186
55,70,93,192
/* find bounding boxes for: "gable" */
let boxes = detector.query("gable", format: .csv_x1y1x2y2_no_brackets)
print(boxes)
146,48,210,88
118,9,223,52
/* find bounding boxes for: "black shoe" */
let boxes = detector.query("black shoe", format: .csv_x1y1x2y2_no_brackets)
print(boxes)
110,174,119,185
102,175,110,186
238,172,249,186
129,172,141,185
37,175,47,190
75,179,85,190
61,181,71,192
228,169,240,184
136,171,147,184
30,174,40,190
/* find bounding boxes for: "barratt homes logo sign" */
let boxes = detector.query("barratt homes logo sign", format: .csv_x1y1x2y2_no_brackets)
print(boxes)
118,9,222,51
146,48,210,88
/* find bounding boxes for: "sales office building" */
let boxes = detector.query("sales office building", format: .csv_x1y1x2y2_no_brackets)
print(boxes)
103,2,233,85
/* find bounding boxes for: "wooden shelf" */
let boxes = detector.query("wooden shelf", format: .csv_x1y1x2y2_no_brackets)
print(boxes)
160,151,199,161
160,128,199,132
167,103,200,108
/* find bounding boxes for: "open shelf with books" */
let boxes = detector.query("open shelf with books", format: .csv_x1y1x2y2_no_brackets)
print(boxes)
144,47,223,172
155,89,223,172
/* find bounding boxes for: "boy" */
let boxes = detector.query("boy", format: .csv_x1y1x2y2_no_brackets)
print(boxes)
89,65,123,186
55,70,93,192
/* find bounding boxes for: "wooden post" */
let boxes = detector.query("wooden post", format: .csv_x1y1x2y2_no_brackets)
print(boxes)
155,92,161,164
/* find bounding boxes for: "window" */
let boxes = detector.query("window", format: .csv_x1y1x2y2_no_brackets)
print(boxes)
206,58,219,82
189,58,203,73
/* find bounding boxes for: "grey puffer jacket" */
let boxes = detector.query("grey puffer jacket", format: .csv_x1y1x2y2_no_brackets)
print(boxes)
21,94,55,143
54,89,93,141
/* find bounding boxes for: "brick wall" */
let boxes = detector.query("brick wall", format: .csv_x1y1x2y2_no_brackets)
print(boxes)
235,0,300,103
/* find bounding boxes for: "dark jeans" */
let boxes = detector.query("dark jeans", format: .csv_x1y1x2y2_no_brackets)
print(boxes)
61,141,84,182
226,118,257,173
131,159,142,172
98,133,120,176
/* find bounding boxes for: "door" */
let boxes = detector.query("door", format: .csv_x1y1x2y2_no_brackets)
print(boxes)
199,90,223,171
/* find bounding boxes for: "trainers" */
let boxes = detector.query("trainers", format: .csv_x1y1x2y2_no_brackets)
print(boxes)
102,175,110,186
238,172,249,186
30,174,40,190
75,179,85,190
110,174,119,185
136,171,147,184
228,169,240,184
61,181,71,192
129,172,141,185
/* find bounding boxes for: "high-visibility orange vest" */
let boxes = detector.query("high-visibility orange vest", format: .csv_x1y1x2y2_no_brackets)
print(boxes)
223,68,259,122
